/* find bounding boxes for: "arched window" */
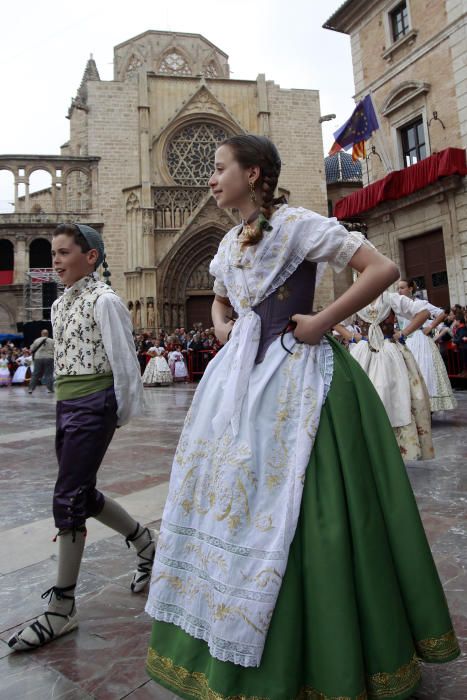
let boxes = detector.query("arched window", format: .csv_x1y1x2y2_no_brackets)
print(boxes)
0,170,14,213
204,61,219,78
166,122,232,185
29,169,53,212
159,51,191,76
66,170,91,211
30,238,52,268
0,239,14,285
126,54,144,77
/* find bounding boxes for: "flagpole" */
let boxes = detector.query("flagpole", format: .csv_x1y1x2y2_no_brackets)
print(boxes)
369,90,394,173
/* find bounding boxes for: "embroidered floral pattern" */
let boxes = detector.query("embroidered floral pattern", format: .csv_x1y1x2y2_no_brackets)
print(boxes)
53,273,115,376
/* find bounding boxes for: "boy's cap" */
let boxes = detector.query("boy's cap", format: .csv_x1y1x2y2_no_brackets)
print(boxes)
75,224,105,268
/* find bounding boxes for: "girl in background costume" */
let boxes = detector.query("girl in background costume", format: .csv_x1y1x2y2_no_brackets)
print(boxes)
145,135,459,700
0,348,11,386
348,292,433,462
12,348,32,385
168,345,189,382
397,278,456,412
142,346,173,386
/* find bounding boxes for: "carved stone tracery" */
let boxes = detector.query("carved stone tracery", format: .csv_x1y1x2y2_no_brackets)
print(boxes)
159,51,192,76
166,122,231,185
126,54,144,76
203,60,219,78
154,187,208,229
186,259,214,290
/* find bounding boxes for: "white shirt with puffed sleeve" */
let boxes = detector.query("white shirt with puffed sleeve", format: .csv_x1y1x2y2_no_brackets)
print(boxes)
94,293,144,427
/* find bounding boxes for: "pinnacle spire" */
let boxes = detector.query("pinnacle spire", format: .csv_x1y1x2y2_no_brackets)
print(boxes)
78,54,100,87
68,55,100,117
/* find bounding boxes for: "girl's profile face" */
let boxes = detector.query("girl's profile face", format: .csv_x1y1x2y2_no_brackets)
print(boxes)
209,145,251,210
397,280,411,297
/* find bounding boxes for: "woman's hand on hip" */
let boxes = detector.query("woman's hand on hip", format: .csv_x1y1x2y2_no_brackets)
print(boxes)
290,314,329,346
215,320,235,345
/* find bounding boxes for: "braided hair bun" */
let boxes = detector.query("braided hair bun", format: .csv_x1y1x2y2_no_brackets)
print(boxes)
220,135,284,247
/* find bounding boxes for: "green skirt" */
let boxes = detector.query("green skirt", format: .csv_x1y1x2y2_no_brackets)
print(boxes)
146,339,459,700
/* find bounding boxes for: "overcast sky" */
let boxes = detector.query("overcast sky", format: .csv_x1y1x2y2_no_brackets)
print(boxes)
0,0,355,209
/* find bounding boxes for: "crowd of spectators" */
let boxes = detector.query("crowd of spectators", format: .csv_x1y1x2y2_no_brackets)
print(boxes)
0,342,33,387
434,305,467,376
133,323,222,378
1,305,466,387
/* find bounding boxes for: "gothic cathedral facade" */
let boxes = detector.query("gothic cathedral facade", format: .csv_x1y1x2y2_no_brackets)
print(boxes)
0,30,330,333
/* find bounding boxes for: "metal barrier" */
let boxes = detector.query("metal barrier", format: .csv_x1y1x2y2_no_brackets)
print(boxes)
443,344,464,378
186,349,217,381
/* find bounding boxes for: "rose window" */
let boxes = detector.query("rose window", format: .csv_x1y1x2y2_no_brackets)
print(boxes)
166,123,231,185
159,51,192,76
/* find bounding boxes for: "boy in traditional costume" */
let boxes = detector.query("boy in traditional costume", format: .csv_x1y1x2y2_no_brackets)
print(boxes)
9,223,153,651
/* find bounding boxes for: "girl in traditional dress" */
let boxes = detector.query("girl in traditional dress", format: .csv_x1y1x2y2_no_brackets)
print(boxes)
397,279,457,412
168,345,189,382
0,348,11,387
142,346,173,386
345,293,434,462
12,348,33,385
145,135,459,700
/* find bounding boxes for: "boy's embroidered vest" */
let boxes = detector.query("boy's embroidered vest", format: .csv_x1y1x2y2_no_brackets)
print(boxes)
53,275,115,376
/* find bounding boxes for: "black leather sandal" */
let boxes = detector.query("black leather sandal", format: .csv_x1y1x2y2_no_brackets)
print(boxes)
7,584,78,651
125,524,156,593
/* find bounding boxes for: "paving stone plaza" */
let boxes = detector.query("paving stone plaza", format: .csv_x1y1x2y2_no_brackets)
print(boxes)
0,384,465,699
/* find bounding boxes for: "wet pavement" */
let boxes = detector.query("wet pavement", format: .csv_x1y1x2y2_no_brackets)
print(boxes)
0,383,465,699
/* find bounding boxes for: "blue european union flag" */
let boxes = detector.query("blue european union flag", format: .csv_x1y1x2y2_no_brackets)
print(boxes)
330,95,379,154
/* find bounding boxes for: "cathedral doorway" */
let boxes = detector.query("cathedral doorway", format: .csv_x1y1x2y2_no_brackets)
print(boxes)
160,227,224,331
186,295,215,329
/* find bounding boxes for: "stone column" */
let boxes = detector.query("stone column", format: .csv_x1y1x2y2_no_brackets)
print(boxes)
91,166,98,212
51,179,57,212
13,236,27,285
14,179,19,211
257,73,270,136
24,180,30,212
138,70,152,209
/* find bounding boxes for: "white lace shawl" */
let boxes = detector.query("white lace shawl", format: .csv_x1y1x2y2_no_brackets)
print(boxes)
209,205,365,437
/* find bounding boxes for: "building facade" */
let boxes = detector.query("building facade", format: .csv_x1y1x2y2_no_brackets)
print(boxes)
324,0,467,308
0,30,332,333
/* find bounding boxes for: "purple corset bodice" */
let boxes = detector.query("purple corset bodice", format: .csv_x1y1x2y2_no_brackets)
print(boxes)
252,260,317,363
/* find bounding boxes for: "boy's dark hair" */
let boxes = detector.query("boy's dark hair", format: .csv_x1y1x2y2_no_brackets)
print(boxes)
53,223,91,254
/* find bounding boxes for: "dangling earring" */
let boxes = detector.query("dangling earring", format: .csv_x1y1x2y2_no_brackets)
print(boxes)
249,181,257,203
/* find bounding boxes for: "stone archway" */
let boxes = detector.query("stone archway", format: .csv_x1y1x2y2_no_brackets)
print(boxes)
159,227,224,330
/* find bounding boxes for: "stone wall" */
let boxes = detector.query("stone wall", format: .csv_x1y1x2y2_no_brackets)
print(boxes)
85,80,140,296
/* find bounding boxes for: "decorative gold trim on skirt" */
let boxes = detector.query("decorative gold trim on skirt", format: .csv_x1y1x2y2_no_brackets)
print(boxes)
416,629,460,661
146,647,424,700
365,654,420,698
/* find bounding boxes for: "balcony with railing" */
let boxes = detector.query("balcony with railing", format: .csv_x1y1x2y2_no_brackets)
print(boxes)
0,154,100,220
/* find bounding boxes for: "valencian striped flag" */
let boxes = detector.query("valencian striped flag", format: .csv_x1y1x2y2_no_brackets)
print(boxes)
329,94,380,161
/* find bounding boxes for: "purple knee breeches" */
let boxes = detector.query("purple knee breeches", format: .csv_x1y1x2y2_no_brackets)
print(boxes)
53,386,118,530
